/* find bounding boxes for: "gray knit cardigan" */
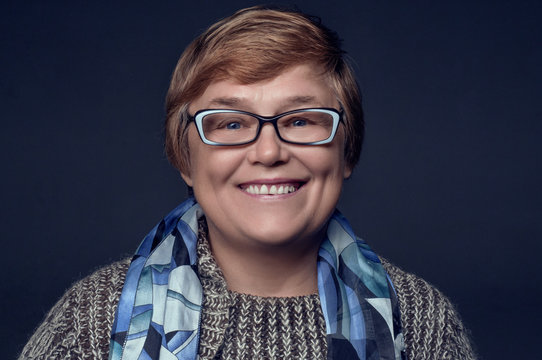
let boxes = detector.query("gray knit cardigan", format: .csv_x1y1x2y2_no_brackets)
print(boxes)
19,258,476,359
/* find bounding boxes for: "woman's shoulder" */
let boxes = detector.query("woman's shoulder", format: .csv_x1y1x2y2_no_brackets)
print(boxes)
380,258,477,360
74,258,131,293
18,259,130,360
381,258,449,302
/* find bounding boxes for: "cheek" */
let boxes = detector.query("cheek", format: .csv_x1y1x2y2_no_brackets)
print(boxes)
299,148,347,191
310,139,348,177
189,146,244,188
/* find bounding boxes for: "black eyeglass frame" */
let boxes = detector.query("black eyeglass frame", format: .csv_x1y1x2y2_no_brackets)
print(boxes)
188,107,343,146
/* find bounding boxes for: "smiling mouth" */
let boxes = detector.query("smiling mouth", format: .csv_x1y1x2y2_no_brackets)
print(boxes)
241,183,303,195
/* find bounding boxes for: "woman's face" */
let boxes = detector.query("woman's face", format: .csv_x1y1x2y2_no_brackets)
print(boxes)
182,64,352,251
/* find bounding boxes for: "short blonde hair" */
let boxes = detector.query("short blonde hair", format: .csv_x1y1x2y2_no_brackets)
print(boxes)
165,6,364,173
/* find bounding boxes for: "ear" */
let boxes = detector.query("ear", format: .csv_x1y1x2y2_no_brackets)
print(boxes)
343,164,353,179
178,144,193,186
180,169,194,187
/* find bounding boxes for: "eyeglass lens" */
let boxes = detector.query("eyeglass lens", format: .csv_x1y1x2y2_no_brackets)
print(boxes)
201,111,335,144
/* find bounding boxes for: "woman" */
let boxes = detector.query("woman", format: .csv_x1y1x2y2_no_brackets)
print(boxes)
19,6,475,360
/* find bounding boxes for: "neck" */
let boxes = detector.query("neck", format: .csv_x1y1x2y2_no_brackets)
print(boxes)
207,229,322,297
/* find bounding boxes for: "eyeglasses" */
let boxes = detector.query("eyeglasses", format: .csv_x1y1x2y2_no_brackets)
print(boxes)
189,108,343,146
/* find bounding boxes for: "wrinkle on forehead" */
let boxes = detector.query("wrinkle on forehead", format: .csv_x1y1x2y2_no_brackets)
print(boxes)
206,95,322,110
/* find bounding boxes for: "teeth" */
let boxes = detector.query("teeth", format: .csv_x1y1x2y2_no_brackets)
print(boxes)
244,184,298,195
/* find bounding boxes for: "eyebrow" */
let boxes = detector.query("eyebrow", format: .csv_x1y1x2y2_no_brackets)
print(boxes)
283,95,319,106
207,95,321,109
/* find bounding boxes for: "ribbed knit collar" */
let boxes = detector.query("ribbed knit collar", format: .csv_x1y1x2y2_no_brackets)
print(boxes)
196,220,327,359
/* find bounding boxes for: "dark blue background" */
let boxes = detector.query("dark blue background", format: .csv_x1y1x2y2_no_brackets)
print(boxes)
3,1,541,359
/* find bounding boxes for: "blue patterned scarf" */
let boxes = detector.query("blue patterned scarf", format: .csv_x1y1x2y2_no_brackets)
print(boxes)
109,197,406,359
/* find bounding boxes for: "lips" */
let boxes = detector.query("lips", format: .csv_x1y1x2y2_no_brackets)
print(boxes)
240,181,304,195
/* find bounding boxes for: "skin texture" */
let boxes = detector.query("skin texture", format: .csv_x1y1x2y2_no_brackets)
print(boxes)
182,64,352,296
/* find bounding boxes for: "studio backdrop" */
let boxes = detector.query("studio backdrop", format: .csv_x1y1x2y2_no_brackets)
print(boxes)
2,1,541,359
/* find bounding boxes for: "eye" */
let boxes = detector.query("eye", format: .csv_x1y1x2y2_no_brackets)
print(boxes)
291,118,307,127
226,122,241,130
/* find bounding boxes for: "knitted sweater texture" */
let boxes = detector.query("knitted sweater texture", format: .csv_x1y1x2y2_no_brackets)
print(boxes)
19,240,476,359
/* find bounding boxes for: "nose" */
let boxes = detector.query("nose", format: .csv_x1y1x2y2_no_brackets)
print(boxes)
246,123,290,166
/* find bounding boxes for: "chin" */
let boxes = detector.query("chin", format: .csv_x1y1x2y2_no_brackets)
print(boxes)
243,223,322,249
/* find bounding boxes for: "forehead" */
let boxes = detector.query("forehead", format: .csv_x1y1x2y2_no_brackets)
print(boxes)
189,64,338,115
